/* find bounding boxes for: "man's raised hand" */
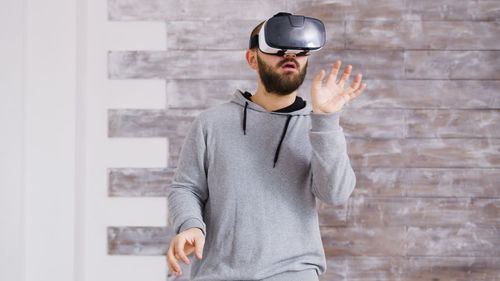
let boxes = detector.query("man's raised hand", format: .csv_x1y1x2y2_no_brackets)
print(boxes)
311,60,367,114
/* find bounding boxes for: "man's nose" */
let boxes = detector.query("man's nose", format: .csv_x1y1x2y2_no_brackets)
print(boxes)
283,53,296,59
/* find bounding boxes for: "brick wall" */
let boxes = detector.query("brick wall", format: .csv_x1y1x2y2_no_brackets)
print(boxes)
106,0,500,280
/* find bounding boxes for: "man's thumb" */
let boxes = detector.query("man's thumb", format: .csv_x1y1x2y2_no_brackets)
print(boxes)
194,237,204,259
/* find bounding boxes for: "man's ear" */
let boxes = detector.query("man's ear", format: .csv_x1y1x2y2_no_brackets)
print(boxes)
245,49,258,70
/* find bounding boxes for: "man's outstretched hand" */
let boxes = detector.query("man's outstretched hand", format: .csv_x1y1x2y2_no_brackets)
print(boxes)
311,60,367,114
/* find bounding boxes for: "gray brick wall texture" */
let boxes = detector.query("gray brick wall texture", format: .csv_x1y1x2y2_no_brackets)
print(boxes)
106,0,500,280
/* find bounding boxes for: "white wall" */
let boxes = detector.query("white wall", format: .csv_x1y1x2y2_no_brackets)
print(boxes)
1,0,167,280
0,0,27,280
2,0,79,280
84,0,168,279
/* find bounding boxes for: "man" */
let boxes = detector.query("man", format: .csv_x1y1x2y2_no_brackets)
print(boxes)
166,12,366,281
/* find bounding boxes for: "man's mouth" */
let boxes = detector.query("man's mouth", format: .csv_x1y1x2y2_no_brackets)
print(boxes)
281,61,297,71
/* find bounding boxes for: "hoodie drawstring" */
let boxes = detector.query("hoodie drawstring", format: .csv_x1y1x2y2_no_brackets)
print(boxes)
273,115,292,168
243,101,248,135
242,104,292,168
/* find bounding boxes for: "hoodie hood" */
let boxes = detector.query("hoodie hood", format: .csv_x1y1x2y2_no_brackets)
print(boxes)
231,89,313,116
230,89,313,168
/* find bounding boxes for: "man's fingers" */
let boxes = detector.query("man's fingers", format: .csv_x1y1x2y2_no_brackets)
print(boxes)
175,238,191,265
337,65,352,88
335,81,366,106
349,73,362,90
353,83,367,98
312,69,325,89
324,60,341,88
345,83,366,102
194,236,205,259
167,246,182,275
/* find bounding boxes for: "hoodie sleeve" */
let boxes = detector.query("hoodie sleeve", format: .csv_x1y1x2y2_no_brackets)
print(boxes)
166,116,209,236
308,110,356,206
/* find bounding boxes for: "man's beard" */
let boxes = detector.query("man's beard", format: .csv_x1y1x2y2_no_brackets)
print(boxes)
256,53,308,96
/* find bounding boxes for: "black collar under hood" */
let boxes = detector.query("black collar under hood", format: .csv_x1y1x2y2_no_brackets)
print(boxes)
230,89,313,168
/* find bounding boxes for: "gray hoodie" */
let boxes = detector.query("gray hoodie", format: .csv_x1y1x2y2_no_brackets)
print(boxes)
167,89,356,281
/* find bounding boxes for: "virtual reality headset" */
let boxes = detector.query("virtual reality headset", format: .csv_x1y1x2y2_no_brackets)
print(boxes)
249,12,326,56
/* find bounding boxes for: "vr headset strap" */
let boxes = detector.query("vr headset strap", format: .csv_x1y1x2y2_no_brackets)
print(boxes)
249,34,259,49
249,34,310,56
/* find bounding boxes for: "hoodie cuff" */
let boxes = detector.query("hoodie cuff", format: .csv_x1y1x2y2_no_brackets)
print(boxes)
310,110,342,132
178,218,206,236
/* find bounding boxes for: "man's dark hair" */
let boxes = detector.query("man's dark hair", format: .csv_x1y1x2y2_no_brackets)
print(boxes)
249,21,265,50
